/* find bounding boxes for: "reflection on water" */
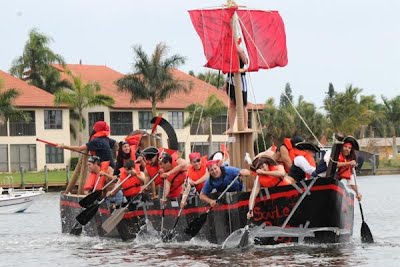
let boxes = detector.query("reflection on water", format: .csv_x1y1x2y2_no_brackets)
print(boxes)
0,175,400,266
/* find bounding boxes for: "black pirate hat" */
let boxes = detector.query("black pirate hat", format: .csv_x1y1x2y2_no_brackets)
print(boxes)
343,136,359,151
295,141,320,153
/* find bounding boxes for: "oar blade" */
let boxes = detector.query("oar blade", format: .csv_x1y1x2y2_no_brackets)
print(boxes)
69,222,83,236
79,191,102,208
361,221,374,243
237,229,249,248
184,213,208,238
102,207,127,234
76,204,99,225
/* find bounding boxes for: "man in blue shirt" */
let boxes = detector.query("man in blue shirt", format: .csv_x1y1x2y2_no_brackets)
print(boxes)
199,160,250,207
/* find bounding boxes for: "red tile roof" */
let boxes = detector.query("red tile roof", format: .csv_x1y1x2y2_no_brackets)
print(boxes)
54,64,263,110
0,70,66,108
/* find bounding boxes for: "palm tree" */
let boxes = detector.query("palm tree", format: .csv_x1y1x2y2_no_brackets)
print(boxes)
0,79,30,128
184,94,226,155
9,28,67,93
116,42,190,117
54,72,114,144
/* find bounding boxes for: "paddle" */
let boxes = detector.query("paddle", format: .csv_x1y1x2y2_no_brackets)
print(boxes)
352,169,374,243
237,175,259,248
160,176,168,235
101,172,160,234
162,177,192,242
36,138,90,156
75,175,130,225
184,174,241,238
79,174,131,208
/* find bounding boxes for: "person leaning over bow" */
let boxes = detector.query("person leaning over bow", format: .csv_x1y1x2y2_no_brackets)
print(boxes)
84,155,111,195
199,160,250,207
287,141,320,183
187,152,209,193
336,136,362,201
247,154,290,219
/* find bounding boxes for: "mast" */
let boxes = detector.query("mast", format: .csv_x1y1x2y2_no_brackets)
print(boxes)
226,0,254,189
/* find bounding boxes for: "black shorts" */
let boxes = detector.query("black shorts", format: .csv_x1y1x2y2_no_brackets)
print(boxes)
226,83,247,106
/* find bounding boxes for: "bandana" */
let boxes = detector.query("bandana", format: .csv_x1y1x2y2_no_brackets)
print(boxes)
343,142,353,148
189,152,201,161
93,121,110,133
206,160,219,168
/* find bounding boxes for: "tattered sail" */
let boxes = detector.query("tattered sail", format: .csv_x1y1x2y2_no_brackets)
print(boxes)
188,7,288,73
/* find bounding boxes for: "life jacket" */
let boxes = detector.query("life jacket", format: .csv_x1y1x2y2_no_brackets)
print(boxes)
161,159,187,198
337,152,352,180
84,161,110,191
125,134,143,146
259,165,291,188
119,166,142,197
146,163,161,185
187,157,207,192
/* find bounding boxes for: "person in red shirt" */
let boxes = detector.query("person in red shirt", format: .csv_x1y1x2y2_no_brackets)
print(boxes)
187,152,209,193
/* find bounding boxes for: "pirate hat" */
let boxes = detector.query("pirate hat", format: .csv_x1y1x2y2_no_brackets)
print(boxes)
295,141,320,153
343,135,359,151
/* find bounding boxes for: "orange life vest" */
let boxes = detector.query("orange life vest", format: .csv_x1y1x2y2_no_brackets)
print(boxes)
161,160,187,198
146,163,161,185
84,161,110,191
259,165,291,188
187,157,207,192
119,167,142,197
337,152,352,180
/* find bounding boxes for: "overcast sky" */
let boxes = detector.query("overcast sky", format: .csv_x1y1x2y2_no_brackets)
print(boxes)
2,0,400,108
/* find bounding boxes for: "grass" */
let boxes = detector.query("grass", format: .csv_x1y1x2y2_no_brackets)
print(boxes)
0,169,70,186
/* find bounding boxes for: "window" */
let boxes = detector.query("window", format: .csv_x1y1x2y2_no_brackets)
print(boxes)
46,145,64,164
10,144,37,171
190,120,207,135
0,145,8,172
178,142,186,159
9,111,35,136
169,111,184,129
248,111,252,129
88,112,104,132
44,110,62,129
110,112,132,135
139,111,152,130
212,114,228,135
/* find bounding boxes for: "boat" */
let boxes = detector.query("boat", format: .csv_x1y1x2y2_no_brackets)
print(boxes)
0,187,44,213
59,1,355,246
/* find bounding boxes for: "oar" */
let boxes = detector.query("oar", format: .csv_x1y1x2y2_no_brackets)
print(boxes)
75,175,130,225
184,174,241,238
160,176,168,235
162,177,191,242
353,169,374,243
36,138,90,156
101,172,160,234
237,175,259,248
79,174,129,208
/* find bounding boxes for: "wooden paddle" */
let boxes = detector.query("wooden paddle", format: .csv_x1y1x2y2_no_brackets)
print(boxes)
162,177,192,242
237,175,259,248
101,172,160,234
160,176,168,235
75,175,130,225
352,169,374,243
184,174,241,238
36,138,90,156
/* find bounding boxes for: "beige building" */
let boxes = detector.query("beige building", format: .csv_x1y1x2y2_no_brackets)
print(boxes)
0,70,70,172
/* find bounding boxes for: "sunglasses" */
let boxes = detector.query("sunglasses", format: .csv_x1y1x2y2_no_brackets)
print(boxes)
192,158,201,163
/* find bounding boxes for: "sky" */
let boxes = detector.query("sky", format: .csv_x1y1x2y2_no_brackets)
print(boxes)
2,0,400,109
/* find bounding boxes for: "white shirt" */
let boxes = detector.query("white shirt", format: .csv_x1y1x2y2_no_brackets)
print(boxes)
294,156,316,175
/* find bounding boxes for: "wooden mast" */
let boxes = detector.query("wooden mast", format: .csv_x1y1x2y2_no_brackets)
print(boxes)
226,0,254,190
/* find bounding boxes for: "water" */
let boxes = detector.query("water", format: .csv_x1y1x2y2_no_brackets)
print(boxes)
0,175,399,267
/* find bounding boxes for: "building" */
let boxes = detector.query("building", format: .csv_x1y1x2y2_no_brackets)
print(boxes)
0,70,70,172
55,64,262,159
358,137,400,159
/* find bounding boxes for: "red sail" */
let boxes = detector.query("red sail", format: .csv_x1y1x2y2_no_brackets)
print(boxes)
237,10,288,71
189,7,288,73
189,8,239,73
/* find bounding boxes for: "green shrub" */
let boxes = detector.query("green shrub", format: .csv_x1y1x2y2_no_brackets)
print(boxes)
70,157,79,171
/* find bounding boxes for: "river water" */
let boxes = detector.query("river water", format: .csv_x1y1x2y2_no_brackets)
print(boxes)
0,174,399,267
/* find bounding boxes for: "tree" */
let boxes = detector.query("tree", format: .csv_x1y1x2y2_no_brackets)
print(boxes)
54,72,115,145
9,28,67,93
382,95,400,157
0,79,30,126
279,83,293,109
116,42,190,117
184,94,226,155
190,70,225,88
